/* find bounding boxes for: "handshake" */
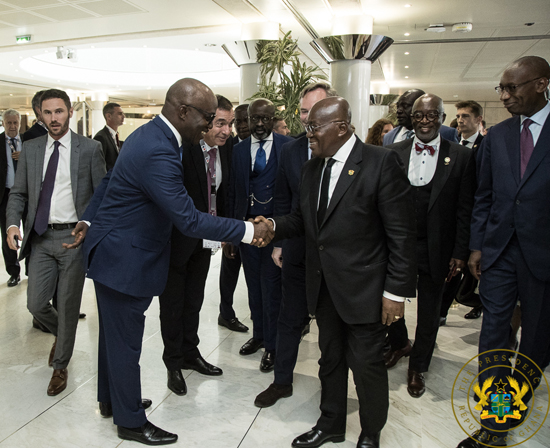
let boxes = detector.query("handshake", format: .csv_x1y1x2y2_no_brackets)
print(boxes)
250,216,274,247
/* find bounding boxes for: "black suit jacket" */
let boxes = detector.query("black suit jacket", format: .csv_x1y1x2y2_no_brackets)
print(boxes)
388,138,476,280
273,135,308,264
274,137,417,324
93,126,120,171
0,132,9,202
21,122,47,142
173,138,233,261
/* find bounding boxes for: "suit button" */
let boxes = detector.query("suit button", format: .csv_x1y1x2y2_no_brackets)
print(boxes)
516,200,520,205
319,245,324,251
316,270,321,276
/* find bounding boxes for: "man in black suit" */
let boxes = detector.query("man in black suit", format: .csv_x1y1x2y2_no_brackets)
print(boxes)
21,90,48,142
384,94,476,398
159,94,235,395
440,100,484,325
264,97,417,448
1,109,22,286
218,103,250,333
254,82,337,408
93,102,125,171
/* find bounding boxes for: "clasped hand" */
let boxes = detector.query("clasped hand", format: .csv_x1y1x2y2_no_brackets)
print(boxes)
249,216,274,248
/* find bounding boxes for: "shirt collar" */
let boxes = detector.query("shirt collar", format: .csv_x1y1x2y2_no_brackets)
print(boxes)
200,139,217,151
159,113,182,147
106,125,117,138
251,133,273,144
522,100,550,127
462,131,479,144
47,130,71,150
413,134,441,149
330,134,356,164
6,134,21,142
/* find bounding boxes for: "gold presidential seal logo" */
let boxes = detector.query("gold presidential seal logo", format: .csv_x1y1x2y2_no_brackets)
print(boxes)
452,349,549,447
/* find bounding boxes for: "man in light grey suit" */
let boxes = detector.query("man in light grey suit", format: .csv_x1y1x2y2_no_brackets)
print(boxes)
7,89,106,396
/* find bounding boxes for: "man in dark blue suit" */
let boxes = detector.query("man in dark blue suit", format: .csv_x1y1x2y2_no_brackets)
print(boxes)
228,98,292,372
383,89,458,146
457,56,550,448
69,79,272,446
254,82,337,407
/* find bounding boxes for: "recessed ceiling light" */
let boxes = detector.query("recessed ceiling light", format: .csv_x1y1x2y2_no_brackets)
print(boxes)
9,63,13,65
147,87,152,90
404,52,410,55
9,93,12,96
147,110,151,113
405,76,409,79
143,45,147,48
404,32,410,36
405,66,409,68
453,94,459,98
404,4,411,7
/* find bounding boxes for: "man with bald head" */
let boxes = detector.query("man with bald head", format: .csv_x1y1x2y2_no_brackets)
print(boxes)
74,78,272,445
385,94,476,399
383,89,458,145
459,56,550,448
268,97,417,448
228,98,292,371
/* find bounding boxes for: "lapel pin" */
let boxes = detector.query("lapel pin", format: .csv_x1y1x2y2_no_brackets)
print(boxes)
444,157,451,165
348,170,354,175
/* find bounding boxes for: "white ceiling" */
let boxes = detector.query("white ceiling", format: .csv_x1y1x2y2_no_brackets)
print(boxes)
0,0,549,113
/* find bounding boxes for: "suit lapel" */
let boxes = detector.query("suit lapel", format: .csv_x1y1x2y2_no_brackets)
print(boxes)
428,139,455,211
35,137,47,200
309,157,324,232
320,141,362,228
520,114,550,187
505,116,521,187
70,131,80,204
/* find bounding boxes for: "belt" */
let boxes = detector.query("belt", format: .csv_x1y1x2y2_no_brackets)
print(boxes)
48,222,78,230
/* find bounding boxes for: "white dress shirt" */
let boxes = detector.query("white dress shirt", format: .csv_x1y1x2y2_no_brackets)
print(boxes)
159,114,253,244
5,134,20,189
106,125,120,151
522,100,550,146
408,135,441,186
44,132,78,224
460,132,479,148
250,133,273,170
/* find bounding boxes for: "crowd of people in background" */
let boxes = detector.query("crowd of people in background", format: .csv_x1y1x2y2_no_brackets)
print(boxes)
1,54,549,448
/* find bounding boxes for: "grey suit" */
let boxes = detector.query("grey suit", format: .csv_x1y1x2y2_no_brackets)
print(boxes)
7,131,106,368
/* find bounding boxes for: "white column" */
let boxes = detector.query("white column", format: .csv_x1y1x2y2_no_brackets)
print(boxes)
90,101,105,137
240,63,261,104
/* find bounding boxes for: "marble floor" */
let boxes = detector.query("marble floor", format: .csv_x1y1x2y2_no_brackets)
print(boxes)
0,252,548,448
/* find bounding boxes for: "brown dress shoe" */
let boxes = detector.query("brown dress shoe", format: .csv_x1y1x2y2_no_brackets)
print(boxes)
47,368,68,396
384,340,412,368
48,338,57,367
407,369,425,398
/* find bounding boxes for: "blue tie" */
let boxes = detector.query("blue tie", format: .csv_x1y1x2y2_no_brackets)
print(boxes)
254,140,266,173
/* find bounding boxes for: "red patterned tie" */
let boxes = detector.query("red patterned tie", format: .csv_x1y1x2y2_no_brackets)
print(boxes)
520,118,534,178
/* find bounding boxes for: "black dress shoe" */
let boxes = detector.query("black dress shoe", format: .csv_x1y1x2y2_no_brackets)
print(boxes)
33,317,51,333
99,399,152,417
239,338,264,355
260,350,275,372
357,432,380,448
407,369,426,398
464,306,483,319
384,339,412,368
509,407,528,428
254,383,293,407
456,429,507,447
79,313,86,319
167,370,187,396
182,355,223,376
118,421,178,445
7,275,20,287
218,315,249,332
292,429,345,447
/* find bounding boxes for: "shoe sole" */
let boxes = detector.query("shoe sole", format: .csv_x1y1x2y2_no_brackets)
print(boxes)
118,433,178,446
291,434,345,447
181,367,223,376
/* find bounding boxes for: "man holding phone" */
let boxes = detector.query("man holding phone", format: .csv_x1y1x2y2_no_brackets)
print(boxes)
384,93,476,398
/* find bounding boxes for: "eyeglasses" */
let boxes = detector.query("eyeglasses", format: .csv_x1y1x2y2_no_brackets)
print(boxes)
411,111,441,122
250,115,273,124
495,77,543,95
305,121,347,134
184,104,216,125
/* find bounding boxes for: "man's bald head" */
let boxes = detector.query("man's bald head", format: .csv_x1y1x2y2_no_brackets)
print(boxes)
307,97,353,158
396,89,426,129
412,93,446,143
499,56,550,116
162,78,218,145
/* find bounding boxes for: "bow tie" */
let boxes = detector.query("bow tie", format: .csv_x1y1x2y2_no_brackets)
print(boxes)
415,143,436,156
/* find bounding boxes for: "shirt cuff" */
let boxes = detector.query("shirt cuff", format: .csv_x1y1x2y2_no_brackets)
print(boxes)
7,225,18,233
79,220,91,228
241,221,254,244
383,290,407,302
268,218,276,231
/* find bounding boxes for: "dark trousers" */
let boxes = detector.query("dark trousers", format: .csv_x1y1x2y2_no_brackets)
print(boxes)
439,274,462,318
387,243,446,372
478,236,550,432
159,240,211,370
274,260,309,385
0,190,20,277
240,241,281,352
95,280,151,428
314,278,388,437
219,248,241,321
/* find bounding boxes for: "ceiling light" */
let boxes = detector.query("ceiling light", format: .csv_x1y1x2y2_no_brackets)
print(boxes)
56,46,65,59
405,76,409,78
405,66,409,68
404,4,411,7
404,52,409,55
425,24,446,33
404,32,410,36
9,93,12,96
453,95,459,98
452,22,472,33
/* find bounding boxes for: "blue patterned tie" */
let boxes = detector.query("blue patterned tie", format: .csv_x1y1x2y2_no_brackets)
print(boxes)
34,141,60,235
254,140,266,173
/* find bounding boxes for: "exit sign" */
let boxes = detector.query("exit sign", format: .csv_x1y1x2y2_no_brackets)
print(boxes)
16,35,31,44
